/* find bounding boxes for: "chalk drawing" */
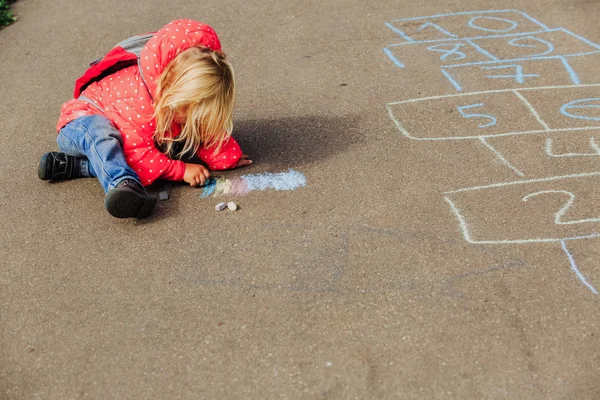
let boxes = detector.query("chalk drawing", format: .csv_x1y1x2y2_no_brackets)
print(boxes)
417,22,459,38
512,90,550,130
200,169,307,198
478,137,525,176
441,57,582,91
483,64,540,84
561,239,599,294
384,13,600,77
426,43,468,61
382,47,405,68
467,16,519,33
522,190,600,225
560,98,600,121
383,10,600,295
444,175,600,293
545,137,600,157
506,36,555,57
387,85,600,144
386,10,550,44
457,103,497,128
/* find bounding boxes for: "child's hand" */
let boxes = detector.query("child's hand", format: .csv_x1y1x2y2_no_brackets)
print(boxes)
183,163,211,186
234,155,252,169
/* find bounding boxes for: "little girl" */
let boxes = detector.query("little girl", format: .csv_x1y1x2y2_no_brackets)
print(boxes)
38,19,251,218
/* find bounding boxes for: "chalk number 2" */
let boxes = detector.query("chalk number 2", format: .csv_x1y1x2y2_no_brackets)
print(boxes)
522,190,600,225
457,103,497,128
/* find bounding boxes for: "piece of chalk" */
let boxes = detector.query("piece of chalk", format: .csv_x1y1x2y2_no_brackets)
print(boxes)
215,202,227,211
227,201,237,211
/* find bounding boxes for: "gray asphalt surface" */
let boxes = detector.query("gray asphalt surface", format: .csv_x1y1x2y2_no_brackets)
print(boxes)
1,0,600,398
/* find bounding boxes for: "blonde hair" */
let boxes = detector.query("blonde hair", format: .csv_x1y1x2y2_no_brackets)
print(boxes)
153,46,236,157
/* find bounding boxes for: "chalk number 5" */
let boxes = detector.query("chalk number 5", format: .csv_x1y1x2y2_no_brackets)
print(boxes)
457,103,497,128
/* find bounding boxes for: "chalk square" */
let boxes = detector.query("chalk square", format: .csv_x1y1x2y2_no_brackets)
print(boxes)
516,85,600,130
484,129,600,178
444,174,600,243
441,58,581,92
383,41,496,69
473,29,600,61
387,91,546,140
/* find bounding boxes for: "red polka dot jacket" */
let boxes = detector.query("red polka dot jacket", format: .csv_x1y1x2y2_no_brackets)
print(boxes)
57,19,243,186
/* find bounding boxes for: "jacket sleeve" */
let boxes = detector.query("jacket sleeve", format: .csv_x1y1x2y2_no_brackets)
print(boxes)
197,136,243,171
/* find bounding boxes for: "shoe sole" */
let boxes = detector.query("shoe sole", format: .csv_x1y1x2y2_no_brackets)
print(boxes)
105,187,157,219
38,152,52,180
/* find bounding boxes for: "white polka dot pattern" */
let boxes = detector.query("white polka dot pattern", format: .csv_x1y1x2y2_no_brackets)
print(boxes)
55,20,240,187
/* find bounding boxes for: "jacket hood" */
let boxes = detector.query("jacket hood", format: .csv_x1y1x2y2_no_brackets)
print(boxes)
139,19,222,98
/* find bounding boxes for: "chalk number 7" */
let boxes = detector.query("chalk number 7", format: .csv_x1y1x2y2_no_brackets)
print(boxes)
457,103,497,128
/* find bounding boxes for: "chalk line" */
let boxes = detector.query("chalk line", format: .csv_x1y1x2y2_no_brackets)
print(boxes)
389,10,550,31
479,137,525,176
386,83,600,106
444,171,600,194
444,196,600,244
387,29,554,46
561,239,599,294
545,137,600,157
512,90,550,130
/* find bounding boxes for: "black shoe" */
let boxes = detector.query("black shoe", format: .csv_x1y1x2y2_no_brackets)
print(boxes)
105,179,157,219
38,152,84,181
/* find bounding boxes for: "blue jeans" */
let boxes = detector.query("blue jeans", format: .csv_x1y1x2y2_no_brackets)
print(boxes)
57,114,141,193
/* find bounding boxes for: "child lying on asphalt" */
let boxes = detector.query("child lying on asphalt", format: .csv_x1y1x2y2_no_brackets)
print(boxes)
39,19,251,218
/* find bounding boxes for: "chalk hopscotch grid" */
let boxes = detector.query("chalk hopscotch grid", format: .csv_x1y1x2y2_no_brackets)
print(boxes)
384,10,600,294
383,11,600,92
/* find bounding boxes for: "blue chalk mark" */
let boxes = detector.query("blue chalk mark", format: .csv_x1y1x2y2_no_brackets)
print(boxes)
242,169,307,192
200,178,217,198
560,28,600,50
383,47,405,68
416,21,458,38
564,233,600,241
387,29,555,46
468,16,519,33
560,98,600,121
465,39,499,61
559,57,581,84
389,10,549,30
441,68,463,91
513,10,550,30
508,36,555,57
561,239,598,295
384,22,414,42
426,43,468,61
482,64,539,84
457,103,497,128
442,51,600,68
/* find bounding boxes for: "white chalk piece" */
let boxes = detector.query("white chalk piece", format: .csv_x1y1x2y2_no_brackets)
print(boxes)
215,202,227,211
227,201,237,211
